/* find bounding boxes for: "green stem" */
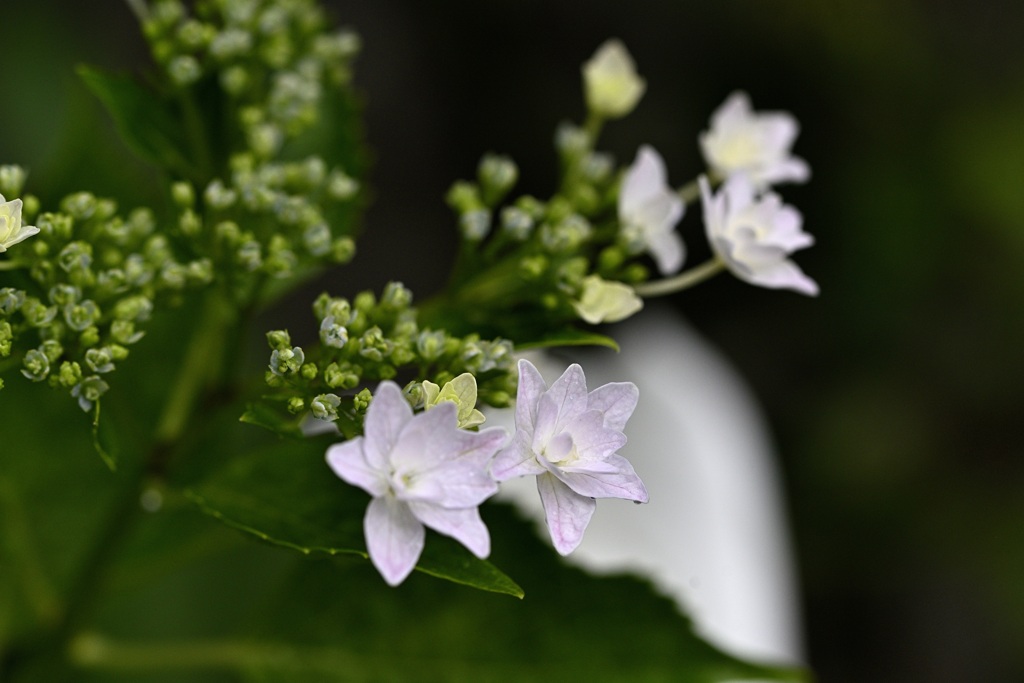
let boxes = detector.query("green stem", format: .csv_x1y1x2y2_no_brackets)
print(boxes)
632,257,726,297
154,290,235,446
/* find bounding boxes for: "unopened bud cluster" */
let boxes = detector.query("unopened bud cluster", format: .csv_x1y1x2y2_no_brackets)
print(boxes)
0,186,213,410
261,281,515,430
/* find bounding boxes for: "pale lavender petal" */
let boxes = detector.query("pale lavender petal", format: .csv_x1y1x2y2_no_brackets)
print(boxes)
761,157,810,186
408,502,491,558
648,230,685,275
390,400,459,471
326,438,387,497
619,145,668,218
549,454,649,503
515,358,547,433
537,472,596,556
759,113,799,153
364,495,425,586
545,364,589,432
491,433,545,481
587,381,638,431
710,91,751,130
362,381,412,471
419,459,498,507
448,425,509,467
746,259,819,296
531,393,561,450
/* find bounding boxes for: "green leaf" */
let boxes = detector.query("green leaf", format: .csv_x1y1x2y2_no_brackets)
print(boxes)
76,65,197,178
239,402,304,439
185,436,524,598
69,504,807,683
516,326,620,352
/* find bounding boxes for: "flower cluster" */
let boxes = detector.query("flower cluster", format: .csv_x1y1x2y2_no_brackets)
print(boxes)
260,282,518,433
0,182,213,408
327,358,646,584
138,0,364,298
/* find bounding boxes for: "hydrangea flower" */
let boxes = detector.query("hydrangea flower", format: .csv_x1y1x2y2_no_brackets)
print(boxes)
700,174,818,296
618,145,685,275
699,91,809,189
582,39,646,119
572,274,644,325
492,359,648,555
0,194,39,252
326,381,507,586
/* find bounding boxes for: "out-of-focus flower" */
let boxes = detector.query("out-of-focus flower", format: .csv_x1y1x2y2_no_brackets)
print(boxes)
572,274,644,325
582,39,646,119
0,194,39,252
619,145,685,275
326,382,507,586
700,174,818,296
492,359,648,555
699,91,809,188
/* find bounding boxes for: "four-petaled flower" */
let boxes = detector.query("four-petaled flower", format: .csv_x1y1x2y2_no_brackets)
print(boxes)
582,39,646,120
492,359,648,555
0,194,39,253
619,145,685,275
327,381,507,586
700,174,818,296
699,91,809,189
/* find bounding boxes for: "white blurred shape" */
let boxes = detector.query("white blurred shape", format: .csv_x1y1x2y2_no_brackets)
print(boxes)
492,305,802,665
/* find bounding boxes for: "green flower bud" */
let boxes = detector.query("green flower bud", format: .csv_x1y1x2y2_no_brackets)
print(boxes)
380,282,412,311
171,181,195,207
416,330,446,361
330,237,356,264
300,362,318,380
64,300,101,331
85,347,116,373
0,165,27,197
21,349,50,381
210,28,253,60
111,320,145,345
58,360,83,388
519,255,548,280
61,192,97,220
22,298,57,327
352,388,372,415
79,326,101,348
220,65,250,96
477,154,518,205
178,208,202,236
327,170,359,200
269,346,304,376
113,295,153,322
0,321,12,357
168,55,202,86
310,393,341,421
0,288,25,314
266,329,292,351
500,206,534,240
71,375,109,412
303,222,332,257
445,181,482,214
460,209,491,241
58,241,94,273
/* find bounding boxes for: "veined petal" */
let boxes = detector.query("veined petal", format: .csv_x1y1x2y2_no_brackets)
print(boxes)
362,381,413,471
418,459,498,507
390,400,460,471
515,358,547,433
408,502,491,558
550,453,649,503
545,363,589,433
587,381,639,431
537,472,596,555
326,438,388,497
492,432,545,481
364,496,425,586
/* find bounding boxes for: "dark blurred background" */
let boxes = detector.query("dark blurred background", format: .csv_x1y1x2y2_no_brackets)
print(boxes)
3,1,1023,681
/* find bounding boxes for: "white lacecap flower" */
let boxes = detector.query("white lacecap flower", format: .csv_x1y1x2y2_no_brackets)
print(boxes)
572,274,644,325
582,39,646,119
619,145,685,275
326,382,508,586
0,194,39,253
699,91,810,189
492,359,648,555
700,174,818,296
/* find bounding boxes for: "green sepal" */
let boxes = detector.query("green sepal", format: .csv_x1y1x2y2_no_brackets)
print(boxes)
186,436,524,598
